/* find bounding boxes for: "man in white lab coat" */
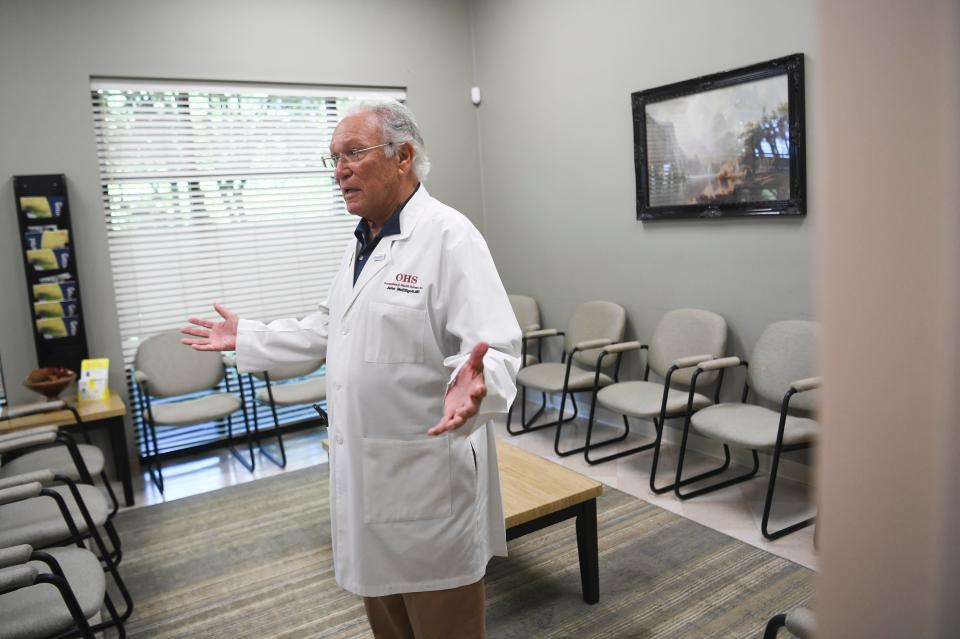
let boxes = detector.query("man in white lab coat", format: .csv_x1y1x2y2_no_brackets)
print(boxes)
182,100,521,639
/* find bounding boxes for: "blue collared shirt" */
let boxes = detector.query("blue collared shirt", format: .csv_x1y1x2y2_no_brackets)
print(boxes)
352,184,420,285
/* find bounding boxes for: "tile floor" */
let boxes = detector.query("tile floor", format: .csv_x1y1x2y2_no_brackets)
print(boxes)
122,404,817,571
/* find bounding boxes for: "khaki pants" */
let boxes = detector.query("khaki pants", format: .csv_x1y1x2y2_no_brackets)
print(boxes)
362,579,485,639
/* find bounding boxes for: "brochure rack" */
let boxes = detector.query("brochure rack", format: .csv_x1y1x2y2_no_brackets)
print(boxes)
12,174,89,372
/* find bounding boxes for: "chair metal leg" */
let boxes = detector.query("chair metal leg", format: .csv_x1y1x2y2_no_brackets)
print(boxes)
507,387,568,435
145,416,164,494
256,373,288,468
648,417,733,494
761,442,815,540
225,372,255,473
44,483,135,623
673,406,759,499
763,613,787,639
562,387,635,459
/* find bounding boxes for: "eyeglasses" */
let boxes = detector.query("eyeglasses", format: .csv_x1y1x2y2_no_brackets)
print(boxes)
321,142,394,169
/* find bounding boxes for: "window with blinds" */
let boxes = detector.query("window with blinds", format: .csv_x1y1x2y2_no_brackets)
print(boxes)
90,79,404,457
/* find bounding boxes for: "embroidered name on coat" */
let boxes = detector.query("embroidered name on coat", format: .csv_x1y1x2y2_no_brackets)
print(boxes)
384,273,423,294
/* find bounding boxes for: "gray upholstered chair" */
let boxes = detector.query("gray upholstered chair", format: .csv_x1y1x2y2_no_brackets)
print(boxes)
0,543,125,638
507,300,626,457
674,320,821,540
134,331,254,493
0,472,133,626
763,606,815,638
579,309,728,490
0,404,119,517
508,294,542,367
245,359,327,468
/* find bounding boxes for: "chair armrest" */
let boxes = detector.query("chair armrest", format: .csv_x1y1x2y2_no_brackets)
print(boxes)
0,470,56,491
603,340,644,354
0,424,59,443
572,338,612,352
698,356,744,371
672,354,714,369
523,328,561,340
0,400,67,421
0,482,43,506
0,545,33,570
521,323,541,334
791,376,822,392
0,430,58,454
0,564,39,595
222,354,237,368
134,370,148,385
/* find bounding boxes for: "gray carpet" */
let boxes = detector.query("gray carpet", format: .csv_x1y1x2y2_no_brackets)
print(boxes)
112,464,812,638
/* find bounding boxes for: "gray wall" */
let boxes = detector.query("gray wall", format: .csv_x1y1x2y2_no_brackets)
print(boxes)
0,0,483,435
471,0,819,385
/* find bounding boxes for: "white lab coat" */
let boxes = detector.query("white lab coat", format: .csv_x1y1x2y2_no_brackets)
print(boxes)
235,186,521,596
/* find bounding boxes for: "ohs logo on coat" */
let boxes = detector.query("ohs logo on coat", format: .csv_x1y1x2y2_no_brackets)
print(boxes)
385,273,423,294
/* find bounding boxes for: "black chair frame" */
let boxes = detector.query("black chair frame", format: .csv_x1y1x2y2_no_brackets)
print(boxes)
577,346,731,493
136,363,255,494
673,362,816,540
246,370,290,469
0,405,120,518
507,333,621,459
32,550,127,638
40,476,134,625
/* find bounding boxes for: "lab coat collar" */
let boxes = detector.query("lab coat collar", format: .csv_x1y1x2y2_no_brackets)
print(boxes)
339,186,429,319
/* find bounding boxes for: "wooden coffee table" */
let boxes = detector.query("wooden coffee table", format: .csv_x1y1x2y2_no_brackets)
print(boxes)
497,440,602,604
322,437,603,603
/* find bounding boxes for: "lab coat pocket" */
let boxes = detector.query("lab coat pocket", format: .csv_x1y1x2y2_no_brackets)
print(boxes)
365,302,426,364
361,435,453,523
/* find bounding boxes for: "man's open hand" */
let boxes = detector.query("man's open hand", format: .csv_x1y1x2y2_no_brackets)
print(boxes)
428,342,488,435
181,303,239,351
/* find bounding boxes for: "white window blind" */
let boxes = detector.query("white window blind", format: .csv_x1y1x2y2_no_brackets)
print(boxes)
90,79,404,364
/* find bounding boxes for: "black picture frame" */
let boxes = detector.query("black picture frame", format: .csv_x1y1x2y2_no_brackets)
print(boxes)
632,53,806,220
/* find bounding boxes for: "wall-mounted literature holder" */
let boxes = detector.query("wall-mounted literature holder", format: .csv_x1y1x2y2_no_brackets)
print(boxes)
12,174,89,373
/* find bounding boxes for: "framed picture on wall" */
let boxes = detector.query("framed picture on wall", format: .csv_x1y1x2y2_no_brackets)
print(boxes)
632,53,806,220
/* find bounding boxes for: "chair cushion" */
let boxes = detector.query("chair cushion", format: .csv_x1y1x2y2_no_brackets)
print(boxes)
691,403,818,449
785,606,816,638
0,484,109,548
148,393,242,426
256,377,327,405
1,444,104,481
516,362,612,393
597,381,712,418
0,547,106,639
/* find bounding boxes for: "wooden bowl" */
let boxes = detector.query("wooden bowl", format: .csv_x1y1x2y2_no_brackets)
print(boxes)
24,367,76,399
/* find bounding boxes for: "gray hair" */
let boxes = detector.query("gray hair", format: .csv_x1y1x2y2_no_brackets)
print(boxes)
345,99,431,181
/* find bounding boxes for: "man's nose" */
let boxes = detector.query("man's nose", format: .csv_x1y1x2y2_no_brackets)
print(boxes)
334,160,350,182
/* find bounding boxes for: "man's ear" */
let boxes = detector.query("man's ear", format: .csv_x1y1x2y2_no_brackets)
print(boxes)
396,142,414,175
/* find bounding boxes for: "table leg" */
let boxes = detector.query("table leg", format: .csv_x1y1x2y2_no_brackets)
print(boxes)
575,498,599,604
106,416,134,506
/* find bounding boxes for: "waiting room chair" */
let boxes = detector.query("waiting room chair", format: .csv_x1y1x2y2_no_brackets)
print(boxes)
244,359,328,468
134,331,255,493
0,471,133,626
507,300,626,457
0,401,119,516
763,606,815,638
508,294,542,367
674,320,821,540
0,543,126,638
578,310,728,494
